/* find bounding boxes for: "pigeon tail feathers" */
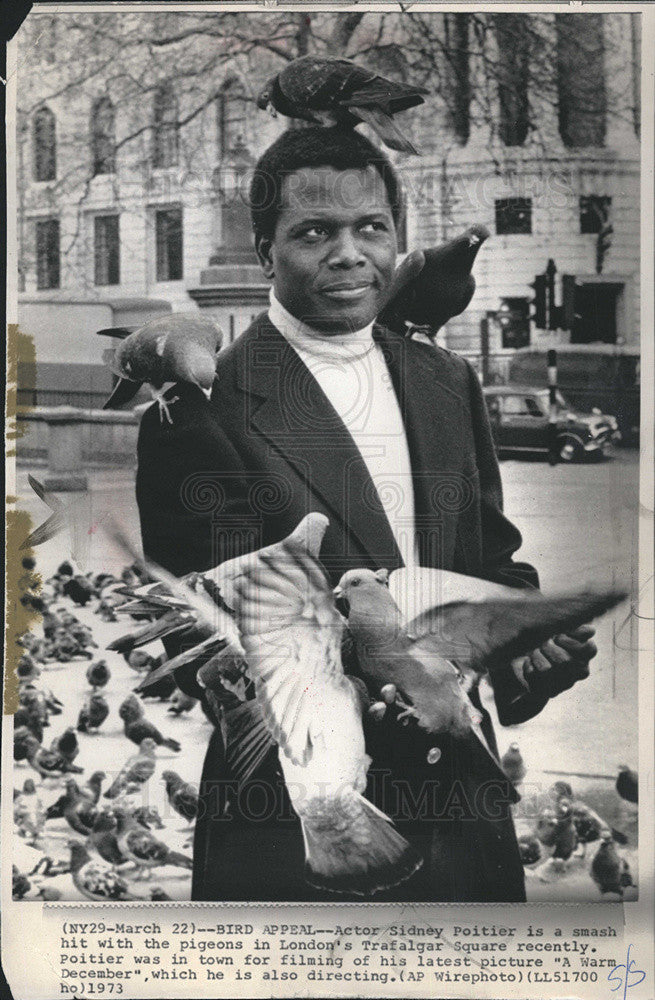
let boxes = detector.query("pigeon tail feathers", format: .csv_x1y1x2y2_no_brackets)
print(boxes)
350,105,419,154
301,791,422,896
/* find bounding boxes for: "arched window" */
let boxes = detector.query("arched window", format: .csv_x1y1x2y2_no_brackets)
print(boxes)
91,96,115,175
33,106,56,182
153,82,178,168
495,15,530,147
217,78,249,159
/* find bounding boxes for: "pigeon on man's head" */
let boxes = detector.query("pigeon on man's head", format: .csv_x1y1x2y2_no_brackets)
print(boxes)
257,55,427,154
103,313,224,423
378,225,490,337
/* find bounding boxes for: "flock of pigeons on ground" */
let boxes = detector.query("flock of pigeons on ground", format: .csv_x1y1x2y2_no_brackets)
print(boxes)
13,555,200,902
13,551,638,902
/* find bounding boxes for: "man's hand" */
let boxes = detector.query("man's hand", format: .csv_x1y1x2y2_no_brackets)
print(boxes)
512,625,598,700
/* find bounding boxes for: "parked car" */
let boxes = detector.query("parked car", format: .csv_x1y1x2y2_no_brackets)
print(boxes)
508,344,640,444
483,385,620,462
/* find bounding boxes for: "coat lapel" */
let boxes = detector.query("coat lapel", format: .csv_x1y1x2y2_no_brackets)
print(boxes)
372,325,467,567
235,318,402,565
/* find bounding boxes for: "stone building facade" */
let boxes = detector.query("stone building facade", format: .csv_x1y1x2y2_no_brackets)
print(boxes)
14,11,640,404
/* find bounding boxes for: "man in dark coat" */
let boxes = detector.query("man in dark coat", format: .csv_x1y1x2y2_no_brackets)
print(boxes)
136,127,596,902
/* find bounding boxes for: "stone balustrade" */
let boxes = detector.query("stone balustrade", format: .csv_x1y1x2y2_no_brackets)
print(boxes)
15,406,139,491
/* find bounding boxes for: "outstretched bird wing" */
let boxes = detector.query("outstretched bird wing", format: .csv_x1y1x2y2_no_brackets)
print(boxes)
404,587,628,672
232,540,347,767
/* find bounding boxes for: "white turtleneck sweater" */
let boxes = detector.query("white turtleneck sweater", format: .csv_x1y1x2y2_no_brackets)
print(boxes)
268,290,418,567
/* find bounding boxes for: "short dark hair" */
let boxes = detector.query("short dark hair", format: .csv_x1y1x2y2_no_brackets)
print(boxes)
249,126,404,240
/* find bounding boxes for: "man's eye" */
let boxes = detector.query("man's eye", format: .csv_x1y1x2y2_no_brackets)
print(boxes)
302,226,328,240
360,221,388,233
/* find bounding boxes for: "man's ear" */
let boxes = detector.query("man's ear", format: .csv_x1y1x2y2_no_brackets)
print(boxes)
374,568,389,586
255,232,275,279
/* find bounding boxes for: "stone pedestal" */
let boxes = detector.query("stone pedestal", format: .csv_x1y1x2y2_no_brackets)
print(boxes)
42,408,89,491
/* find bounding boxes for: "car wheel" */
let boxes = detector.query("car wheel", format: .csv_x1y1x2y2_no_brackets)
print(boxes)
557,435,584,462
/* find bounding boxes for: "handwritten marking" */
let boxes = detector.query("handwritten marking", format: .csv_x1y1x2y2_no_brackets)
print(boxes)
608,944,646,1000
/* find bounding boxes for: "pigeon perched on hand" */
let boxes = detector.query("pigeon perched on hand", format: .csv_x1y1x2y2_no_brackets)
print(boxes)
103,313,224,423
378,225,490,337
257,55,427,154
118,695,181,752
228,517,423,896
335,567,625,747
104,738,157,800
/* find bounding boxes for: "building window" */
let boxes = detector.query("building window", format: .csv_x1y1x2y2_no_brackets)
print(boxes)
153,83,179,168
35,219,60,289
94,215,120,285
32,106,56,182
580,195,611,234
156,208,183,281
217,78,249,159
91,96,115,175
495,197,532,235
495,15,530,147
556,14,607,147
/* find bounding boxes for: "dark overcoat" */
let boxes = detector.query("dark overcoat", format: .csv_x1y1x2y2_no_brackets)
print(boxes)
136,314,550,902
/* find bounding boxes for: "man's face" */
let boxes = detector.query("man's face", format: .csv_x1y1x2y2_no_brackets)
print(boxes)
257,165,397,333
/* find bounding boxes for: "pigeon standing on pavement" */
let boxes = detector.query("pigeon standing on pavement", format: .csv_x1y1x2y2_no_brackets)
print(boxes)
23,734,83,780
501,743,526,785
67,840,136,901
616,765,638,804
51,728,80,766
77,693,110,734
14,779,45,842
103,738,158,800
86,659,111,691
167,689,198,716
161,771,199,824
591,830,633,896
113,809,193,877
60,779,99,837
118,695,181,752
378,225,490,337
103,313,224,423
257,55,427,154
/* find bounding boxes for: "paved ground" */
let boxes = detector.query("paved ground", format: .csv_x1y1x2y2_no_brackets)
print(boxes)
11,448,641,901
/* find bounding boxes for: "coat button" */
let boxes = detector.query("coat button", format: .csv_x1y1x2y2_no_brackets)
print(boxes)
427,747,441,765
